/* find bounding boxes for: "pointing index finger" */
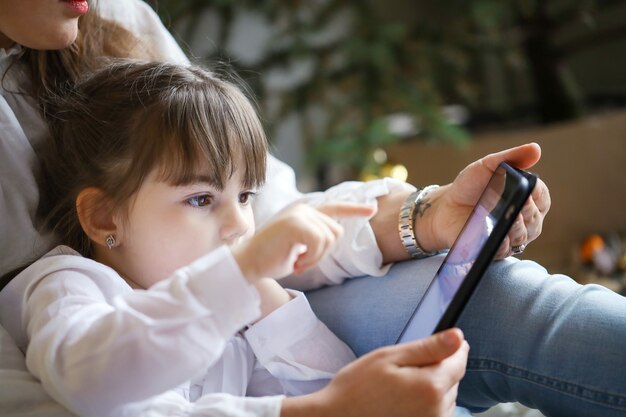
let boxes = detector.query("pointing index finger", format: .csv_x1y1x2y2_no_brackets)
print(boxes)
316,202,377,219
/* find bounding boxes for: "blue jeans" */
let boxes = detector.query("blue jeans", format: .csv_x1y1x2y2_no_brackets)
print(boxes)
305,255,626,417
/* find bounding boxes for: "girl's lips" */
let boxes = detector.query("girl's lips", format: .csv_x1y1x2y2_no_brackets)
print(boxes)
61,0,89,16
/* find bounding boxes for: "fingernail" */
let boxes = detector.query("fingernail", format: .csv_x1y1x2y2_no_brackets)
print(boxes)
442,330,459,347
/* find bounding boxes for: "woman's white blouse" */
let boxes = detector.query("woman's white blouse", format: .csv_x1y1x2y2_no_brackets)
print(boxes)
0,245,356,417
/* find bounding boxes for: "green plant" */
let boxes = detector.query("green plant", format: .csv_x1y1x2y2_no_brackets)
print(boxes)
147,0,626,183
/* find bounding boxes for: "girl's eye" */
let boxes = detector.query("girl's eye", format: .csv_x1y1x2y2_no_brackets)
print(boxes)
186,194,213,208
239,191,256,205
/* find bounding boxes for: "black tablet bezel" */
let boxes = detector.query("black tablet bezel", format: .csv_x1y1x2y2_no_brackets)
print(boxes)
396,162,537,343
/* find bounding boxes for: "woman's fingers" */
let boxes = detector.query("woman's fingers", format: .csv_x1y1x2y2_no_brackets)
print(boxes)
495,236,511,259
508,214,528,247
531,178,551,215
520,198,542,243
509,178,550,249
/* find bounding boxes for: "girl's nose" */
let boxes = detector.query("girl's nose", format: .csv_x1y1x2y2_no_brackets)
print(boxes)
219,205,250,245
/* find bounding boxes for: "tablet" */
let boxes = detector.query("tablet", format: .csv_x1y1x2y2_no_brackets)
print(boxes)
397,162,537,343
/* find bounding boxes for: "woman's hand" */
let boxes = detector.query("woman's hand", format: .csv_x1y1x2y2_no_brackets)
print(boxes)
427,143,551,259
373,143,551,263
232,202,376,282
281,328,469,417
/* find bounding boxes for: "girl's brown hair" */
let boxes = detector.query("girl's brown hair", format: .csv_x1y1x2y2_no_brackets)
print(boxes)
39,60,267,257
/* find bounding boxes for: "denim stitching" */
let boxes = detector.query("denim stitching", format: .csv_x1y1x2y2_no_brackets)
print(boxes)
467,358,626,410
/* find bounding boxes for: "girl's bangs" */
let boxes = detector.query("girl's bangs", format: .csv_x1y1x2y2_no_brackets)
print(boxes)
121,71,267,192
143,93,267,190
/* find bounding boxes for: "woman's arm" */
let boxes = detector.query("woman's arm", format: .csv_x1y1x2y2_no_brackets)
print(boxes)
259,145,551,289
402,143,551,259
366,143,551,264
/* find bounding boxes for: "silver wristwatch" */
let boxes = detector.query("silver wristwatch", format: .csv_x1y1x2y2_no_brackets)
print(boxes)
398,185,439,259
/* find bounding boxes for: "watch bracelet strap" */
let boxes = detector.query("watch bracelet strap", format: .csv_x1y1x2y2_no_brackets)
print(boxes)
398,185,439,259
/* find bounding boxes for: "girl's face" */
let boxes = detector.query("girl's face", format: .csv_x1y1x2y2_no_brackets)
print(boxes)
0,0,88,49
104,167,257,289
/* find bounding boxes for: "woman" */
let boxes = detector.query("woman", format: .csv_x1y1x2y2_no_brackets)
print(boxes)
0,1,624,417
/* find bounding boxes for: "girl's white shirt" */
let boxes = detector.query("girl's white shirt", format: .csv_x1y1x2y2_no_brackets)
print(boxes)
0,245,355,417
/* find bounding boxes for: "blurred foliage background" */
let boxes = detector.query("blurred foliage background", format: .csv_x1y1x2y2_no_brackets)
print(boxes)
147,0,626,186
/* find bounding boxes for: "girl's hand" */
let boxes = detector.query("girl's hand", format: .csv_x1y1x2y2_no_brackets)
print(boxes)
232,202,376,282
420,143,551,259
281,328,469,417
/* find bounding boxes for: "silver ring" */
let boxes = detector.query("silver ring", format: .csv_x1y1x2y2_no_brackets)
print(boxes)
511,244,526,255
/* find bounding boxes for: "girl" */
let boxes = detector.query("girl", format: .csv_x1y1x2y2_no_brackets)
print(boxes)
0,60,381,417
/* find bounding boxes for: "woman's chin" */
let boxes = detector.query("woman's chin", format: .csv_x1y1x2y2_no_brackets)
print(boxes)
43,28,79,50
18,25,78,50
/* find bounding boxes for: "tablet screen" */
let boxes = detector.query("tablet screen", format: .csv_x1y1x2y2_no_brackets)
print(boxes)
397,166,516,343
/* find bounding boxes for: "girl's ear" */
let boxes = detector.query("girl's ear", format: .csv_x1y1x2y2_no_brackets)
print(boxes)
76,187,121,249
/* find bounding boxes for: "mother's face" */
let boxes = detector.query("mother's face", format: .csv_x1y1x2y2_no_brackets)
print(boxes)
0,0,88,49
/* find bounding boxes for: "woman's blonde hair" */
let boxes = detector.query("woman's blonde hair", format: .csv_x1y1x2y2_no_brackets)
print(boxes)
39,60,267,257
20,7,158,100
0,5,167,286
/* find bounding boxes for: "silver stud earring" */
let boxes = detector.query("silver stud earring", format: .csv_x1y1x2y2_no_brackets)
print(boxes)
105,234,116,249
